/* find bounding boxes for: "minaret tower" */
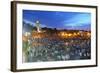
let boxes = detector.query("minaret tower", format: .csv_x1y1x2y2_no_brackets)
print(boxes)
35,20,41,32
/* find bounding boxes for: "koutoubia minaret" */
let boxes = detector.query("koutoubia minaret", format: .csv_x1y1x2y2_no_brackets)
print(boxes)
35,20,41,32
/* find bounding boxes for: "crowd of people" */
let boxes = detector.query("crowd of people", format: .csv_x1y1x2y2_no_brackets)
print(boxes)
23,36,91,62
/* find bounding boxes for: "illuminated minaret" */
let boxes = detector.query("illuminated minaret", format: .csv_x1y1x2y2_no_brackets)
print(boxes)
35,20,41,32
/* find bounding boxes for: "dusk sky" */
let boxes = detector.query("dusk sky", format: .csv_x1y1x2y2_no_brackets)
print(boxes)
23,10,91,31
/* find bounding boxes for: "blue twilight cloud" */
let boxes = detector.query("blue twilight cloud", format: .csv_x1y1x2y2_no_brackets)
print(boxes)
63,13,91,27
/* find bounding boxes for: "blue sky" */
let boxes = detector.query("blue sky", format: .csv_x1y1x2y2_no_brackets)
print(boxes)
23,10,91,31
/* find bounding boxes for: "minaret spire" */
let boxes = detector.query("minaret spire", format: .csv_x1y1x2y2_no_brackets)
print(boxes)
35,20,41,32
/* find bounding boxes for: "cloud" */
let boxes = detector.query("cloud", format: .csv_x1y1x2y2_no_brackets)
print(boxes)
41,24,47,27
63,13,91,27
23,19,35,26
23,19,47,28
